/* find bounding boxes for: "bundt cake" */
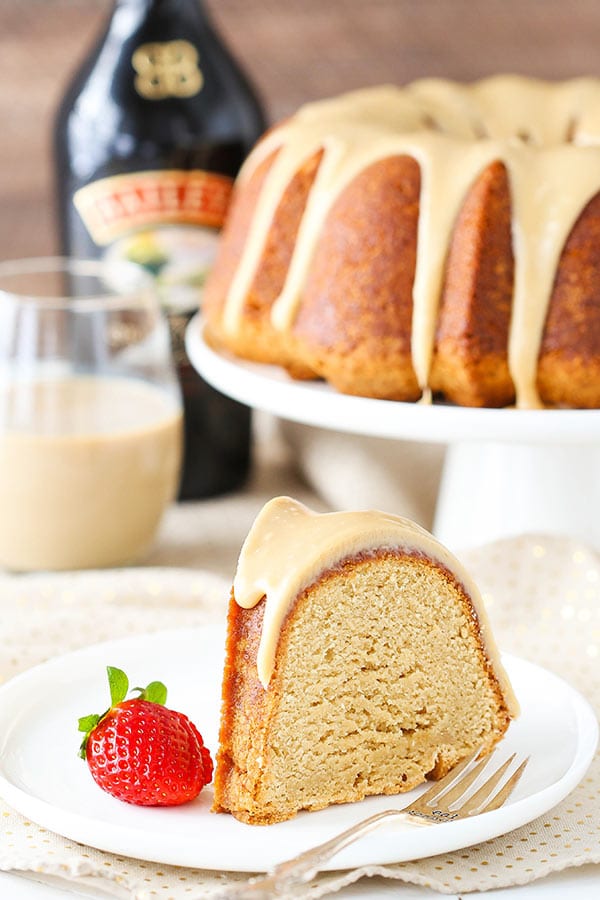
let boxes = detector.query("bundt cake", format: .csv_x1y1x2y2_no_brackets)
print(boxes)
212,496,518,825
203,76,600,409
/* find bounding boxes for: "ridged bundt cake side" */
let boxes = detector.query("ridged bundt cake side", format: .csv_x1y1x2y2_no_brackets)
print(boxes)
212,497,518,825
204,148,323,379
429,160,515,408
286,154,422,399
203,77,600,409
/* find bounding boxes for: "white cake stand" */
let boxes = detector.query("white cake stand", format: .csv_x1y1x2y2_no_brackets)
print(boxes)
186,317,600,551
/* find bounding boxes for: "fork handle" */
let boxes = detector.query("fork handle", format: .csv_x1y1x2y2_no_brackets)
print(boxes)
213,809,426,898
274,808,423,876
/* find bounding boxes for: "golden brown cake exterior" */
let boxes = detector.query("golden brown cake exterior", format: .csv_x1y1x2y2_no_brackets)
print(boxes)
537,191,600,408
289,156,421,400
212,498,518,826
202,78,600,410
430,160,515,408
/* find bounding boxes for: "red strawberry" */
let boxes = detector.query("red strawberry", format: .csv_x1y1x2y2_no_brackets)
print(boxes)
78,666,213,806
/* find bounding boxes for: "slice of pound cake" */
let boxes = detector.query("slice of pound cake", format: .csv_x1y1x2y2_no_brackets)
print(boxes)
212,496,518,824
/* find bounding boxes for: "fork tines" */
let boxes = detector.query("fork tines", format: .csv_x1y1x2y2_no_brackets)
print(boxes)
414,746,529,818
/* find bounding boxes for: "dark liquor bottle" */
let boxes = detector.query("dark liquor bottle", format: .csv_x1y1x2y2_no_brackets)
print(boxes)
54,0,266,499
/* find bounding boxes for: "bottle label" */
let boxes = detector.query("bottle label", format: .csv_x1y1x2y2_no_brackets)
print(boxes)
73,169,233,315
74,169,232,245
132,40,203,100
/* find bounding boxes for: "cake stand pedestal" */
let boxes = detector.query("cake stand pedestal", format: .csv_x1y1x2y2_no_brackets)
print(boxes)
186,318,600,552
434,441,600,550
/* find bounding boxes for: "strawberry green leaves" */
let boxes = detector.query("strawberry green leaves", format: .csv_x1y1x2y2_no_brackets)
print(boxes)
132,679,167,706
77,667,167,758
107,666,129,706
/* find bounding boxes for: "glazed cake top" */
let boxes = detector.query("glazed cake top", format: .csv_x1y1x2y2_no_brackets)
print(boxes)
220,76,600,408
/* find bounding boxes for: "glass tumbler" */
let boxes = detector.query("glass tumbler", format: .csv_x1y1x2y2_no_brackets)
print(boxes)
0,258,183,571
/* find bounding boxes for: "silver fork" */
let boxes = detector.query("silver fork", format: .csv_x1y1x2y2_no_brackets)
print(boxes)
211,747,529,899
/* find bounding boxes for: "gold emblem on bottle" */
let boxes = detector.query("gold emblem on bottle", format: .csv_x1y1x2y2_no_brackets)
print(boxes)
132,40,203,100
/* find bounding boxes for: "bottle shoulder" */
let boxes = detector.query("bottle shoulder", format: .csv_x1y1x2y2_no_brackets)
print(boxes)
55,0,267,181
56,90,265,181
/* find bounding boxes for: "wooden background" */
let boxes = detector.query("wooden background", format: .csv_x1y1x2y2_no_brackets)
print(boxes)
2,0,600,260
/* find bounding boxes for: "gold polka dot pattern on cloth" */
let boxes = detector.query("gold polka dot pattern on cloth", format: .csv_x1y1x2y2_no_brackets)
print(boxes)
0,538,599,897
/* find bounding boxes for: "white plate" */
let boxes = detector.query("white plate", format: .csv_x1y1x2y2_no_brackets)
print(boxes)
185,315,600,445
0,626,596,873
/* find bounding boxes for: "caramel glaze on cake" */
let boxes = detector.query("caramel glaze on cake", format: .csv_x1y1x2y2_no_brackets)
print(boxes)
212,497,519,825
203,77,600,409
